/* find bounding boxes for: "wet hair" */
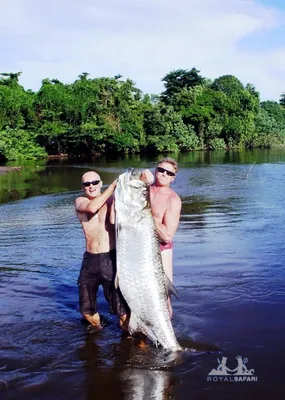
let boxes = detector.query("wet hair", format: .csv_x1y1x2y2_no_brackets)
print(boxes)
157,157,178,173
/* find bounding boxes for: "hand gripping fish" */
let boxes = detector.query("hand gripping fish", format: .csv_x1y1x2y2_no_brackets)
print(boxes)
114,169,182,351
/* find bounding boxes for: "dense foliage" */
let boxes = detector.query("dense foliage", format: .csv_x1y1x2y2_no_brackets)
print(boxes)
0,69,285,160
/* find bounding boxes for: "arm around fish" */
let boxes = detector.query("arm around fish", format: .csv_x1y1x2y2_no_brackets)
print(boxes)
140,169,181,242
152,194,182,243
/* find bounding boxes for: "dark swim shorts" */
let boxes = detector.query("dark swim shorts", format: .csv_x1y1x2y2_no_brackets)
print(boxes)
77,249,128,317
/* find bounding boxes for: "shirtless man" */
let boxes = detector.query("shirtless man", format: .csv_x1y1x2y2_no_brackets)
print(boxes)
141,158,182,318
75,170,127,329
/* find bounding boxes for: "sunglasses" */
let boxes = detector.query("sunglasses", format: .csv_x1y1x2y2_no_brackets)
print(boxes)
82,180,101,187
156,167,176,177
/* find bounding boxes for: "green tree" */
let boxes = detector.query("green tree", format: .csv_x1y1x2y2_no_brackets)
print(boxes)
35,78,73,154
0,68,283,160
0,128,47,160
256,101,285,145
211,75,259,146
161,68,205,104
144,104,199,152
261,100,285,125
0,72,35,130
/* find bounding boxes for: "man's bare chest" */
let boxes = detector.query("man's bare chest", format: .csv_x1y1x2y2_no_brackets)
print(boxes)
91,205,108,223
79,204,108,224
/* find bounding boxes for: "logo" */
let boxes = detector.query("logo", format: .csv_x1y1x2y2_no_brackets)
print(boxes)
207,356,258,382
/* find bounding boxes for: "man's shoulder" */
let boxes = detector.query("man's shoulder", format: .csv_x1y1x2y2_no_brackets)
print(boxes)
167,190,182,211
75,195,87,203
169,189,181,202
75,195,90,210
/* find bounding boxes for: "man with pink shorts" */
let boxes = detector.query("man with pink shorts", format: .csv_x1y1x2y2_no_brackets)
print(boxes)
141,158,182,318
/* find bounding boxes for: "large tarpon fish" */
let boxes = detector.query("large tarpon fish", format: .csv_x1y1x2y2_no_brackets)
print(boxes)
114,169,182,352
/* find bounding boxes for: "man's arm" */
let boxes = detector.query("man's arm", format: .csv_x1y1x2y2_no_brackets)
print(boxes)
75,180,117,215
153,195,182,243
109,197,115,225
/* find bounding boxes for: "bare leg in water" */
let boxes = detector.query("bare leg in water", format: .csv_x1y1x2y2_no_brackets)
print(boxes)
83,312,102,329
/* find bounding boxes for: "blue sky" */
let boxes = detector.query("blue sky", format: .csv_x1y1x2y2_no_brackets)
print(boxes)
1,0,285,101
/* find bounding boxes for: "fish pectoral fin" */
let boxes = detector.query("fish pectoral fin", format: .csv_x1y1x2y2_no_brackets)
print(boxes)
114,272,119,289
115,221,122,242
165,274,179,300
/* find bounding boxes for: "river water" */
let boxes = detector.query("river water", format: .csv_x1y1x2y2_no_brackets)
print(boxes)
1,149,285,399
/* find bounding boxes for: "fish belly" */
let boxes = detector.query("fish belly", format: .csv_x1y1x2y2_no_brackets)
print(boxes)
117,216,181,351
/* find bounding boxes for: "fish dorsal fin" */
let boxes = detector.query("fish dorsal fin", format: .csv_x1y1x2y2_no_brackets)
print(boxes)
165,274,179,300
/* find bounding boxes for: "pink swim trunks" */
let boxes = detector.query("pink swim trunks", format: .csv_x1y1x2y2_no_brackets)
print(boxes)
159,241,173,252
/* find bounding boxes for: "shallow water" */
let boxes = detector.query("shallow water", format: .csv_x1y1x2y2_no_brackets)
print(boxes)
1,150,285,399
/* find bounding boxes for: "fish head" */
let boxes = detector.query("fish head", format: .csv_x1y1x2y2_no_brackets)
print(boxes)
115,168,149,211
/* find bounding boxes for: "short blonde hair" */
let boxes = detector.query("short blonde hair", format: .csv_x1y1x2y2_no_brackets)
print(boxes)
157,157,178,173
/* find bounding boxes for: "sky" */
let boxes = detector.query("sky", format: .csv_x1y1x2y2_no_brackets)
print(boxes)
1,0,285,101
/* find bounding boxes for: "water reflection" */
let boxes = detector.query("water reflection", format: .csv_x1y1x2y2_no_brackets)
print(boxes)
80,332,180,400
2,148,285,205
0,381,8,400
120,369,173,400
78,323,218,400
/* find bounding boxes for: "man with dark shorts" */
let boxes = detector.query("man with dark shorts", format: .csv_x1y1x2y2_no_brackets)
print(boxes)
75,170,128,330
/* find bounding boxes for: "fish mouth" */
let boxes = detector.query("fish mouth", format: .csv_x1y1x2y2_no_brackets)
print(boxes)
116,168,149,208
124,169,146,189
128,168,144,181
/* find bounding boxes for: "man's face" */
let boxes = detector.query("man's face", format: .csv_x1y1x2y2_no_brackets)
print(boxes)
81,172,102,198
155,162,176,186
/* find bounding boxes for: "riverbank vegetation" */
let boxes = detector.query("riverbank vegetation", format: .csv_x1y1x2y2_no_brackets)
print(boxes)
1,69,285,160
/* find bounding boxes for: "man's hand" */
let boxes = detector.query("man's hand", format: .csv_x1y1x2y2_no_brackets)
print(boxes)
140,169,154,185
110,179,118,191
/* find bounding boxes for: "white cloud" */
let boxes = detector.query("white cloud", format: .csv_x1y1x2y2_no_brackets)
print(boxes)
0,0,285,100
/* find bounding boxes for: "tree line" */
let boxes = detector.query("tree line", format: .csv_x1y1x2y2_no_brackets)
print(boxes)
0,68,285,160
